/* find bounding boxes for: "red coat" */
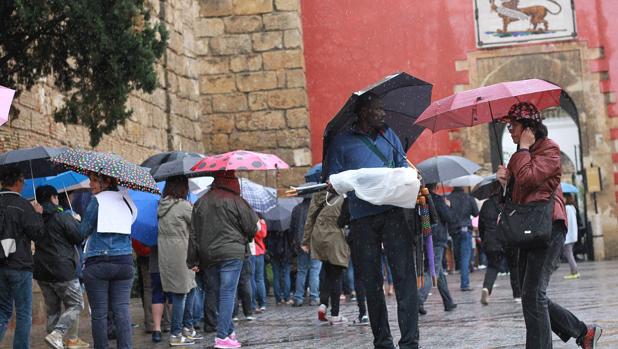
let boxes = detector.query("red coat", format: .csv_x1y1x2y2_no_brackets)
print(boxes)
507,137,567,224
254,220,268,256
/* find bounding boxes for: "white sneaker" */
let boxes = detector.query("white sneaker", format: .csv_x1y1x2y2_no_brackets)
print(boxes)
481,288,490,305
45,330,64,349
329,315,348,325
169,334,195,346
182,327,203,340
245,315,255,321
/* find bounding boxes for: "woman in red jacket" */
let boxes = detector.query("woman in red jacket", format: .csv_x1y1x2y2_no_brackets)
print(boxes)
497,102,600,349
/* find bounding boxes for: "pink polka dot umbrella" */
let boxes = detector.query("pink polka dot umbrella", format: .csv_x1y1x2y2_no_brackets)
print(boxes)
50,149,160,194
191,150,289,173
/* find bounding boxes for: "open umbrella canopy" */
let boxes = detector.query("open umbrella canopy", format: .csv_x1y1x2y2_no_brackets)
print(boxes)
239,178,277,213
262,197,302,232
51,149,159,194
417,155,481,184
141,151,205,175
191,150,289,172
152,155,206,181
22,171,88,200
561,182,578,194
415,79,561,131
471,174,499,200
322,72,432,179
443,174,484,188
0,146,68,179
0,85,16,126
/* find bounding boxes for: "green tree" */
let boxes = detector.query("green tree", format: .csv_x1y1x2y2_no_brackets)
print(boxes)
0,0,168,146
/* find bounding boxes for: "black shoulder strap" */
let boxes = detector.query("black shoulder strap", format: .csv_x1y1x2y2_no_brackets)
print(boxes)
358,136,395,168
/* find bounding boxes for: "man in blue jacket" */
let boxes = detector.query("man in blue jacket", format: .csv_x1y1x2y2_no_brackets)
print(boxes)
326,93,420,349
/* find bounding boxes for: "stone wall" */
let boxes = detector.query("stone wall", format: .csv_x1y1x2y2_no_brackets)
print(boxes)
197,0,312,187
0,0,204,165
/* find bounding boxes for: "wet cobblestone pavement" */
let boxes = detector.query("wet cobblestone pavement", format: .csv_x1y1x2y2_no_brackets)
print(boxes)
4,260,618,348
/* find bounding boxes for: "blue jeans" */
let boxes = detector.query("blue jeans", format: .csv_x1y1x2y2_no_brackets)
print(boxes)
83,260,133,349
205,259,243,340
0,268,32,349
433,245,454,307
253,255,266,307
192,277,205,326
293,252,321,303
170,288,196,335
458,230,473,289
249,256,257,309
271,259,291,303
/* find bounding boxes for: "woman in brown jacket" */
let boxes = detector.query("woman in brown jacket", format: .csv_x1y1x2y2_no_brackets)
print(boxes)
302,190,350,325
497,102,600,349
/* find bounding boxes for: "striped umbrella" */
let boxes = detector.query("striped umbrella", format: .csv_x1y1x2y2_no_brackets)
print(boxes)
51,149,159,194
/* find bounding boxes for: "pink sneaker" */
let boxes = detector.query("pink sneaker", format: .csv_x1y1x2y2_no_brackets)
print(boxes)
214,336,241,348
229,332,237,341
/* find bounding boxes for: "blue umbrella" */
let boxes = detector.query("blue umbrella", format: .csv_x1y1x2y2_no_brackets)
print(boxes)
561,182,578,194
239,178,277,213
304,163,322,183
22,171,88,200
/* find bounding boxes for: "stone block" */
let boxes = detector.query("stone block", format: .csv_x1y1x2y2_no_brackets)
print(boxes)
232,0,273,15
200,74,237,94
206,133,230,153
276,69,286,88
210,35,252,55
293,148,312,166
224,16,263,34
285,108,308,128
201,95,213,114
275,0,298,11
283,29,301,48
199,0,233,17
248,92,268,110
230,54,263,72
236,71,278,92
212,93,248,112
263,12,300,30
262,49,303,70
286,69,305,88
229,130,278,148
199,57,230,75
196,18,224,37
169,31,184,53
267,88,306,109
276,128,310,147
252,31,283,52
195,39,210,56
210,114,236,133
235,110,285,130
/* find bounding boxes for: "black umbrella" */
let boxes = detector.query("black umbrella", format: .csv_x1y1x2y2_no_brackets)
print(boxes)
151,155,205,181
321,72,433,181
141,151,204,175
262,197,302,232
0,146,67,179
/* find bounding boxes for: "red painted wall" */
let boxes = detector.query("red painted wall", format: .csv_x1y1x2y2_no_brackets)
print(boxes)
301,0,616,165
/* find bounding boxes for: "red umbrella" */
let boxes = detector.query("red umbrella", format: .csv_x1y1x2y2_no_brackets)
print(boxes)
191,150,289,172
414,79,561,131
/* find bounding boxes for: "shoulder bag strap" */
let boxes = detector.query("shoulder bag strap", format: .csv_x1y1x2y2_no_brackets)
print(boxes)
358,136,395,168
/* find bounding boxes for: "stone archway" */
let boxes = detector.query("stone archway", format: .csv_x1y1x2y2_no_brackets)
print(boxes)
455,42,616,259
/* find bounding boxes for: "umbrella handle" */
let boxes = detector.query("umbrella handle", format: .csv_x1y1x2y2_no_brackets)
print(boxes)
29,160,37,202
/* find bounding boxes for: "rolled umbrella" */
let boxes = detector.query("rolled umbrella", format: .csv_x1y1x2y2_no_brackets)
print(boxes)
417,155,481,184
51,149,160,194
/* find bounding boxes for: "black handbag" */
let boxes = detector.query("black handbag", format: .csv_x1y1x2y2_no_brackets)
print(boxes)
498,184,555,249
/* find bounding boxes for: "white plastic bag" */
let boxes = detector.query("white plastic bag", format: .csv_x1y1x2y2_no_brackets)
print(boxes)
329,167,420,208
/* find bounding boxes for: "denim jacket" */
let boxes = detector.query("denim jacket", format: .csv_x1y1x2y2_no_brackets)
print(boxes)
79,194,132,258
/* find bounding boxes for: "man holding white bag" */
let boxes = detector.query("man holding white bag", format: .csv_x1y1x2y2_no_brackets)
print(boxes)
326,93,421,349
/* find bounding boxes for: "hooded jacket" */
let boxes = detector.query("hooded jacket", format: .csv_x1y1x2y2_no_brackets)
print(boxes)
188,181,259,268
33,203,82,282
157,196,196,294
507,137,566,224
0,190,44,271
478,196,504,253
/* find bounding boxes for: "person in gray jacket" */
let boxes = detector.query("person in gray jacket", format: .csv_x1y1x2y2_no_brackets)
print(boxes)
157,176,200,346
188,170,259,349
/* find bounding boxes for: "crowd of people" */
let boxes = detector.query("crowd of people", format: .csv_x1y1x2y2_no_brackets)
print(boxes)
0,95,603,349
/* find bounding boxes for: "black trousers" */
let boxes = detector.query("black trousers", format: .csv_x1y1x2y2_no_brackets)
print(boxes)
519,222,587,348
350,208,419,349
319,262,345,316
483,247,521,298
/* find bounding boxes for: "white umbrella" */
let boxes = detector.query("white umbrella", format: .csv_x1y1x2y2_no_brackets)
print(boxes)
443,174,483,187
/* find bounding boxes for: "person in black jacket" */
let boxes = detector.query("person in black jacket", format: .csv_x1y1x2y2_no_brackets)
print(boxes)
0,166,44,349
478,186,521,306
33,185,89,349
447,187,479,291
418,184,458,313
